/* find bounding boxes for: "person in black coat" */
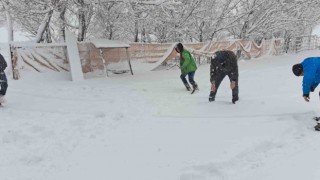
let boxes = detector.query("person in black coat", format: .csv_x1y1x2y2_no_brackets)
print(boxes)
209,50,239,104
0,53,8,104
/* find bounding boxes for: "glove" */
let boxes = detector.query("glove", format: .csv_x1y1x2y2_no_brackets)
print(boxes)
303,94,310,102
311,87,315,92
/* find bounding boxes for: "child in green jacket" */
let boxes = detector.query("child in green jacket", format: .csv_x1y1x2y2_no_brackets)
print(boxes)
175,43,198,91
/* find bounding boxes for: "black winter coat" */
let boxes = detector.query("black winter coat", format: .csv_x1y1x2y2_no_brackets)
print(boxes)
0,54,7,82
210,50,238,83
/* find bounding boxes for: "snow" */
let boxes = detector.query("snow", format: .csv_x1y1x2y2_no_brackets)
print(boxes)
312,25,320,36
0,27,30,42
151,43,176,71
2,50,320,180
91,39,130,48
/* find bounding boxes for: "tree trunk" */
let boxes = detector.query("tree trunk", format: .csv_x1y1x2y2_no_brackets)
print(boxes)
5,10,13,42
109,26,113,40
35,9,54,43
45,28,52,43
141,27,146,43
284,30,290,53
57,0,67,42
2,1,13,41
146,29,151,43
78,0,86,41
134,20,139,42
240,21,249,39
199,21,205,42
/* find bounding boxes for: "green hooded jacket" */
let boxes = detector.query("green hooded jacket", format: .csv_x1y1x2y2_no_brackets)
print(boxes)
180,49,197,74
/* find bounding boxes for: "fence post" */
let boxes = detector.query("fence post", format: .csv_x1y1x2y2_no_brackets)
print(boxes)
65,30,84,81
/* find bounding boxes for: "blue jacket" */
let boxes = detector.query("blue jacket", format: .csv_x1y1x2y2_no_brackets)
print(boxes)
301,57,320,96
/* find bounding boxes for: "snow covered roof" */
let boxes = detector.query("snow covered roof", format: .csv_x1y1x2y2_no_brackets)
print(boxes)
91,39,130,48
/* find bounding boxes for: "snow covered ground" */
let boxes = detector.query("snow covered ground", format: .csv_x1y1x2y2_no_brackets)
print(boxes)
2,50,320,180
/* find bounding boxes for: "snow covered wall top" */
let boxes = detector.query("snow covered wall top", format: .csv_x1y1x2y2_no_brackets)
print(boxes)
91,39,130,49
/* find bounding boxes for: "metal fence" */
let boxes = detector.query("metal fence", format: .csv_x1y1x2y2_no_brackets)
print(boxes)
286,35,320,53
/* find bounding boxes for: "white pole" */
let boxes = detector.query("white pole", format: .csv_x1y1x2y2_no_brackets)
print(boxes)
65,30,84,81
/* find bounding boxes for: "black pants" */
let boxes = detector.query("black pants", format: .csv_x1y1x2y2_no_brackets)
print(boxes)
0,81,8,96
210,72,238,98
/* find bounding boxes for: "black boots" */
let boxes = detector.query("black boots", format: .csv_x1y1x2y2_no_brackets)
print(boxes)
184,83,191,91
185,83,199,91
232,96,239,104
312,117,320,131
192,83,199,91
209,92,239,104
209,91,215,102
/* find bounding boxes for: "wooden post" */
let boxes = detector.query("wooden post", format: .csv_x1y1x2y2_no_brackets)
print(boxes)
11,47,20,80
126,47,133,75
99,48,108,77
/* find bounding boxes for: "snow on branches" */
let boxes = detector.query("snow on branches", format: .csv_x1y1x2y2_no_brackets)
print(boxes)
1,0,320,43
